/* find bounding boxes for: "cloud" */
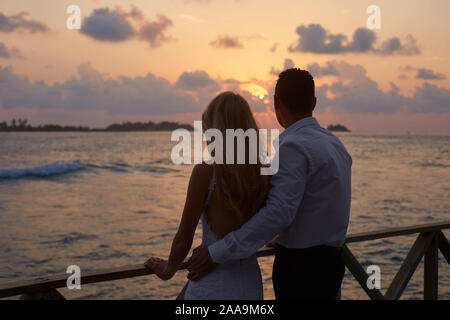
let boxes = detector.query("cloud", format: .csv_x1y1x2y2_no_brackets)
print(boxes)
399,65,447,80
399,65,416,72
80,6,174,47
416,68,447,80
2,59,449,129
306,61,339,78
0,63,202,115
270,42,281,53
288,24,420,55
0,11,50,33
175,70,221,92
0,42,22,59
270,59,295,76
266,60,450,115
138,15,174,47
312,61,449,114
81,8,135,41
209,35,243,49
378,34,420,55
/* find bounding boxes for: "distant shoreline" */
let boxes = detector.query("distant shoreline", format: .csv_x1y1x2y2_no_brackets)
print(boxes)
0,119,194,132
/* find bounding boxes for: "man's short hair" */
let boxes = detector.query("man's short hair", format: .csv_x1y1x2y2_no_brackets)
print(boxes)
275,68,315,114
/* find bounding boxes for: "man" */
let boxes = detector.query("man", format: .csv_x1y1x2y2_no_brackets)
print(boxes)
187,68,352,300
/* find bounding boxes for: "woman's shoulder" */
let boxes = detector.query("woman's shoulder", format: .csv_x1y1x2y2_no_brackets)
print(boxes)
190,163,214,188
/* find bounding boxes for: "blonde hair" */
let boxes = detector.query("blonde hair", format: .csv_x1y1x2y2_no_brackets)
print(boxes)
202,92,269,228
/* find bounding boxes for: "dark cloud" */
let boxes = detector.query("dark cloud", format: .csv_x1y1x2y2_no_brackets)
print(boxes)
1,60,448,120
0,63,201,115
209,35,243,49
138,15,174,47
288,24,420,55
306,61,339,77
407,83,450,113
81,8,135,41
0,11,49,33
0,42,22,59
175,70,220,91
81,6,173,47
398,65,446,80
378,34,420,55
416,68,446,80
313,61,449,114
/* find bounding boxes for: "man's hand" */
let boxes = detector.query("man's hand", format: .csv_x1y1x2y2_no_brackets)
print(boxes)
186,245,216,281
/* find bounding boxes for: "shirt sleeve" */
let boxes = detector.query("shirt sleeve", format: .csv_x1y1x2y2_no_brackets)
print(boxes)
208,138,309,263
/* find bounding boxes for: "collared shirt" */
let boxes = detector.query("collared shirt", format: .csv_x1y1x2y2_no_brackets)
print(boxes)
209,117,352,263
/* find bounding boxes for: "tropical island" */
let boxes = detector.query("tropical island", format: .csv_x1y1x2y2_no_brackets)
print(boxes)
0,119,194,132
327,124,351,132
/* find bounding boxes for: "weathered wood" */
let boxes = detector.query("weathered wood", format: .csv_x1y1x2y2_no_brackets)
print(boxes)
424,233,438,300
342,244,384,300
0,263,154,299
346,221,450,244
385,232,435,300
438,231,450,264
20,288,66,300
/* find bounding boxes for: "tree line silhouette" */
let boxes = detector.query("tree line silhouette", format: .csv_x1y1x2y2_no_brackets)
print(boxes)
0,119,194,132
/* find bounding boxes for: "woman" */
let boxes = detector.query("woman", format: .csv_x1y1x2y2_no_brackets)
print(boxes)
144,92,270,299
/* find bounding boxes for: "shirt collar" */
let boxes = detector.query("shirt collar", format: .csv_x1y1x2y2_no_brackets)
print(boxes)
279,116,319,139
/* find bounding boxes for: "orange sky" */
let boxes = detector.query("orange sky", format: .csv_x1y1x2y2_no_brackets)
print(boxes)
0,0,449,131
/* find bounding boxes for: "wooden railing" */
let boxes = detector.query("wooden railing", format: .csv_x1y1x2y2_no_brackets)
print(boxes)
0,221,449,300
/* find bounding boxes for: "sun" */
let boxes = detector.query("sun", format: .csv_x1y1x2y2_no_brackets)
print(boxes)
242,83,268,100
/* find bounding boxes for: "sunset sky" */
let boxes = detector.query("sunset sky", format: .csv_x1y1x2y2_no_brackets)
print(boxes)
0,0,449,131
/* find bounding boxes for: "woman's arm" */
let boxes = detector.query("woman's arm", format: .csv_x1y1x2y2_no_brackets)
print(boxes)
144,164,212,280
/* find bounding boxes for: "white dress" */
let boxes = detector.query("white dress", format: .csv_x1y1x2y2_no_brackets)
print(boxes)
184,170,263,300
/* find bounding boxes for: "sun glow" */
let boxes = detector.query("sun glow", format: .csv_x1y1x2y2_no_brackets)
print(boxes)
242,83,268,100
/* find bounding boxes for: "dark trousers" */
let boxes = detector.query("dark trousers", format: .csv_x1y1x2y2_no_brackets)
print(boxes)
272,244,345,300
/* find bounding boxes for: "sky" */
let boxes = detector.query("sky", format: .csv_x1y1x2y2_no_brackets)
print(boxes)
0,0,449,131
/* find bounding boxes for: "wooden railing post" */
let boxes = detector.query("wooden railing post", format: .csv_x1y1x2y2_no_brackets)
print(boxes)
437,231,450,264
385,232,434,300
342,245,384,300
424,232,438,300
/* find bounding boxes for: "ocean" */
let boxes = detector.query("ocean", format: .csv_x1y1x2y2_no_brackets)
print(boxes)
0,131,449,300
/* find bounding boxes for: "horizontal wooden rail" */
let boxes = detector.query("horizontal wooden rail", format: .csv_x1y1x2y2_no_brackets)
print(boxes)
345,221,450,243
0,220,449,300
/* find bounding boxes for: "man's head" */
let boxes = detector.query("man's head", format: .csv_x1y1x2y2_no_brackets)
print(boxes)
274,68,317,128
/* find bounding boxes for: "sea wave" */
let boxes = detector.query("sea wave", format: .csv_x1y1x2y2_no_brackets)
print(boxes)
0,162,86,179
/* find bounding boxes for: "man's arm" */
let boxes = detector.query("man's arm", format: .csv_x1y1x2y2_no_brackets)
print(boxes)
208,139,309,263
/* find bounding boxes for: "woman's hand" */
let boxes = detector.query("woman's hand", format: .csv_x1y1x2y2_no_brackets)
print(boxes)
144,257,176,281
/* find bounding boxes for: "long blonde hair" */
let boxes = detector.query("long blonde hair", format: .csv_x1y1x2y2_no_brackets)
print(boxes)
202,92,269,228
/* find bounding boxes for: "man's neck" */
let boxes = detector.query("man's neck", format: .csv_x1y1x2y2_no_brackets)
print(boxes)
283,113,312,129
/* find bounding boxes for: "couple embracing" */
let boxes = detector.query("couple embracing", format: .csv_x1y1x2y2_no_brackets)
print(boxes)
145,68,352,300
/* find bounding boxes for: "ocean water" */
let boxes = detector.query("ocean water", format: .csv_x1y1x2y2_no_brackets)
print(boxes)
0,131,449,300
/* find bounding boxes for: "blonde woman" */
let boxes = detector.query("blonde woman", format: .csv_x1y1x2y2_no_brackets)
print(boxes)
144,92,270,299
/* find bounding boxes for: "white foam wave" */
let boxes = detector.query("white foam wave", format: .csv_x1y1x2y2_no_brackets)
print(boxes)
0,162,86,179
